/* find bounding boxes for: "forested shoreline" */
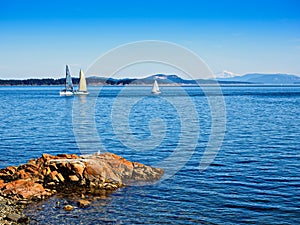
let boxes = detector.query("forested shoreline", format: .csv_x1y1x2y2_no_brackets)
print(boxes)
0,78,79,86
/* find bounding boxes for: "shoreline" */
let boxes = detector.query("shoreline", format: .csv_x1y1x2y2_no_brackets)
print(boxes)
0,195,29,224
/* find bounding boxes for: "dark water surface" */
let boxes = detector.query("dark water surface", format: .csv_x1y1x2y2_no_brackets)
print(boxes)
0,86,299,224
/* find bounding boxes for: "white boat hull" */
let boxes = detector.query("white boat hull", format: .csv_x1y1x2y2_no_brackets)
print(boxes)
74,91,89,95
151,90,161,95
60,91,74,96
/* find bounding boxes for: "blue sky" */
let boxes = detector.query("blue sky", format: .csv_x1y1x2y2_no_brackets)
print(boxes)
1,0,300,78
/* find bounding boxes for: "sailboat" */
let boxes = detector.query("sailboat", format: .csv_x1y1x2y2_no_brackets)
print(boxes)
74,69,89,95
60,65,74,96
151,80,161,94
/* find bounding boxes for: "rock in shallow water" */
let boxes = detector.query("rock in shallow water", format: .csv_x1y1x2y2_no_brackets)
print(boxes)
0,152,163,224
0,152,164,203
63,205,73,211
6,213,30,223
77,199,91,208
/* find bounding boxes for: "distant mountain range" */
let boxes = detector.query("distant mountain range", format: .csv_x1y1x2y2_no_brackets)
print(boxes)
217,73,300,84
87,73,300,85
0,73,300,86
87,74,222,85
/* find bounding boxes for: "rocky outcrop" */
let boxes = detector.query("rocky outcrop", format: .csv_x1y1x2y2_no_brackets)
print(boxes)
0,152,164,203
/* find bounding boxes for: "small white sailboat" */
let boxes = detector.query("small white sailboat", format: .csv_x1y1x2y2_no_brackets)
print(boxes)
151,80,161,94
60,65,74,96
74,69,89,95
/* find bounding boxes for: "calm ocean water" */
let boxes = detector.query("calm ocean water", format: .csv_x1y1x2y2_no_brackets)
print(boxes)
0,86,300,224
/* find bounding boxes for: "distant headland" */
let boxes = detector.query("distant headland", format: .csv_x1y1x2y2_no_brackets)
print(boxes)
1,73,300,86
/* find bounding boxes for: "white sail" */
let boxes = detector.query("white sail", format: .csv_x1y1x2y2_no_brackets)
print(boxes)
65,65,74,92
74,69,89,95
60,65,74,96
78,69,87,92
151,80,161,94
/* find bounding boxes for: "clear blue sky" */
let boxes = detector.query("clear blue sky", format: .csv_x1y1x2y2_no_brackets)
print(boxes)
1,0,300,78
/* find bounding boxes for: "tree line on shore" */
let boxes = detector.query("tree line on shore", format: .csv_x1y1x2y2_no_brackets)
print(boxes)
0,78,80,86
0,77,138,86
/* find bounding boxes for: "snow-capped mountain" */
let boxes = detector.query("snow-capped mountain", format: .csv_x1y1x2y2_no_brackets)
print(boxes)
215,70,240,78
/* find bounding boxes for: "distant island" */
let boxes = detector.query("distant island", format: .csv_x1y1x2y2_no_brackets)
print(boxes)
217,73,300,85
1,73,300,86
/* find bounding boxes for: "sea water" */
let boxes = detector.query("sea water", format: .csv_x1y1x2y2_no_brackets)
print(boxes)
0,86,299,224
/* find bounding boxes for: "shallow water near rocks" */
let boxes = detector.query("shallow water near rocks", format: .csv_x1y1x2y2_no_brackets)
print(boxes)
1,86,300,224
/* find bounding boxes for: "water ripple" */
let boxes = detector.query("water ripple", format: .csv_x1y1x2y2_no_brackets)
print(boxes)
1,86,300,224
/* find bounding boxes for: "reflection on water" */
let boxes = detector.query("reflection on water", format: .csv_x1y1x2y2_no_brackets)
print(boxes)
73,93,105,155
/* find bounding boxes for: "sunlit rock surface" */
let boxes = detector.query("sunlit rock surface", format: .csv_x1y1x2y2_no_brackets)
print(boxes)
0,153,164,202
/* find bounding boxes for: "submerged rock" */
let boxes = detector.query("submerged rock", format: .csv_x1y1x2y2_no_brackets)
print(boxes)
77,199,91,208
6,213,30,223
63,205,73,211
